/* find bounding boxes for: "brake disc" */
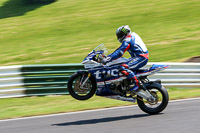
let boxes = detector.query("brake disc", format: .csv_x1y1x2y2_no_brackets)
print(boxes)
74,78,90,94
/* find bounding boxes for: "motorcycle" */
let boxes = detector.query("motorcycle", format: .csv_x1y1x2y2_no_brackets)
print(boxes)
68,44,169,115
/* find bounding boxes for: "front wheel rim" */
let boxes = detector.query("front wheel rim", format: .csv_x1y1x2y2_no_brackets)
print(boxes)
72,75,92,96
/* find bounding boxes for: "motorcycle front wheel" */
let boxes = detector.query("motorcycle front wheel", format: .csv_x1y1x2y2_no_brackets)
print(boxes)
67,72,97,100
137,84,169,115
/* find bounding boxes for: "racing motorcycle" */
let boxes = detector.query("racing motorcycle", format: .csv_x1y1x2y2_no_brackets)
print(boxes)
68,44,169,115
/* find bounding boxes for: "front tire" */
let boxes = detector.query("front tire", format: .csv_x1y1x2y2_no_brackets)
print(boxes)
137,84,169,115
68,72,97,100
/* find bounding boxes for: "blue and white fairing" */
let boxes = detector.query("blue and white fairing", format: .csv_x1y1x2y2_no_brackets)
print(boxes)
81,44,129,95
135,64,169,77
82,45,129,82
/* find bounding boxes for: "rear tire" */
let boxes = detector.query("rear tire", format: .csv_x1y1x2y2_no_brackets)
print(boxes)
137,84,169,115
68,72,97,100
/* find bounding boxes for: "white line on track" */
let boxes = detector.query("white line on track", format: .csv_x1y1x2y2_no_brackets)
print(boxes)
0,97,200,123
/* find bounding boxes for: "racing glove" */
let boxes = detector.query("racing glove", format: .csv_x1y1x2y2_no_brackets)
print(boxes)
102,56,112,64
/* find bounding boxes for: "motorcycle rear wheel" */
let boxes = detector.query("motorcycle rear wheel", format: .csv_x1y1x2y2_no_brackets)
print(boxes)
137,85,169,115
68,72,97,100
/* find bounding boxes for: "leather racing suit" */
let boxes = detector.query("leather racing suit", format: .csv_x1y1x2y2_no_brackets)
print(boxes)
108,32,149,91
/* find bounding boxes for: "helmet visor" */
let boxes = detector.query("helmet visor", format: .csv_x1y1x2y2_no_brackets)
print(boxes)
116,32,126,43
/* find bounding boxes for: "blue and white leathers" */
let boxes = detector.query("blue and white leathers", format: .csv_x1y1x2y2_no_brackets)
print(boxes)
109,32,148,59
107,32,149,90
108,32,149,69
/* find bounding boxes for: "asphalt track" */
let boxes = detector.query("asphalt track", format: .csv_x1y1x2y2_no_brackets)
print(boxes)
0,98,200,133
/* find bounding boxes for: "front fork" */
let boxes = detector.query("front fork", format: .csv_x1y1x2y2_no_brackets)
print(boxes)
80,73,91,89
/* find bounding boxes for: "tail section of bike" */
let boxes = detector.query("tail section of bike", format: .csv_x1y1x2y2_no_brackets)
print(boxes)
135,64,169,77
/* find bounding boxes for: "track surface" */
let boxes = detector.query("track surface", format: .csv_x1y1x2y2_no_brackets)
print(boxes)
0,98,200,133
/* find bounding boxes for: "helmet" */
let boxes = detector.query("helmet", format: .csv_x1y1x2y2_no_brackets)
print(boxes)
116,25,131,43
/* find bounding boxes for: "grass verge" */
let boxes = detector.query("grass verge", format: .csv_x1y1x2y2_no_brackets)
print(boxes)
0,0,199,65
0,88,200,120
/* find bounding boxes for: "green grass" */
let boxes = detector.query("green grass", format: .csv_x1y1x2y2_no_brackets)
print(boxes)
0,0,199,66
0,88,200,120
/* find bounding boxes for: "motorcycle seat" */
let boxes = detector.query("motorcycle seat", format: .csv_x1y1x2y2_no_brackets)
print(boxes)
132,68,149,73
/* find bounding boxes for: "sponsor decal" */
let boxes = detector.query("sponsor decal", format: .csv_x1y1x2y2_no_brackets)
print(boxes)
94,69,121,79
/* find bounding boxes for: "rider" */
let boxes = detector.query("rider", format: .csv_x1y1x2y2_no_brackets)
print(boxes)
104,25,149,92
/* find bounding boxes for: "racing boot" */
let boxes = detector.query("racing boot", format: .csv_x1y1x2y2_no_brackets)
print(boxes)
129,78,154,101
129,76,140,92
130,84,139,91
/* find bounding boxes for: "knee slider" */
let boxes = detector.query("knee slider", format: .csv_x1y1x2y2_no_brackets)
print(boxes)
121,70,129,76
